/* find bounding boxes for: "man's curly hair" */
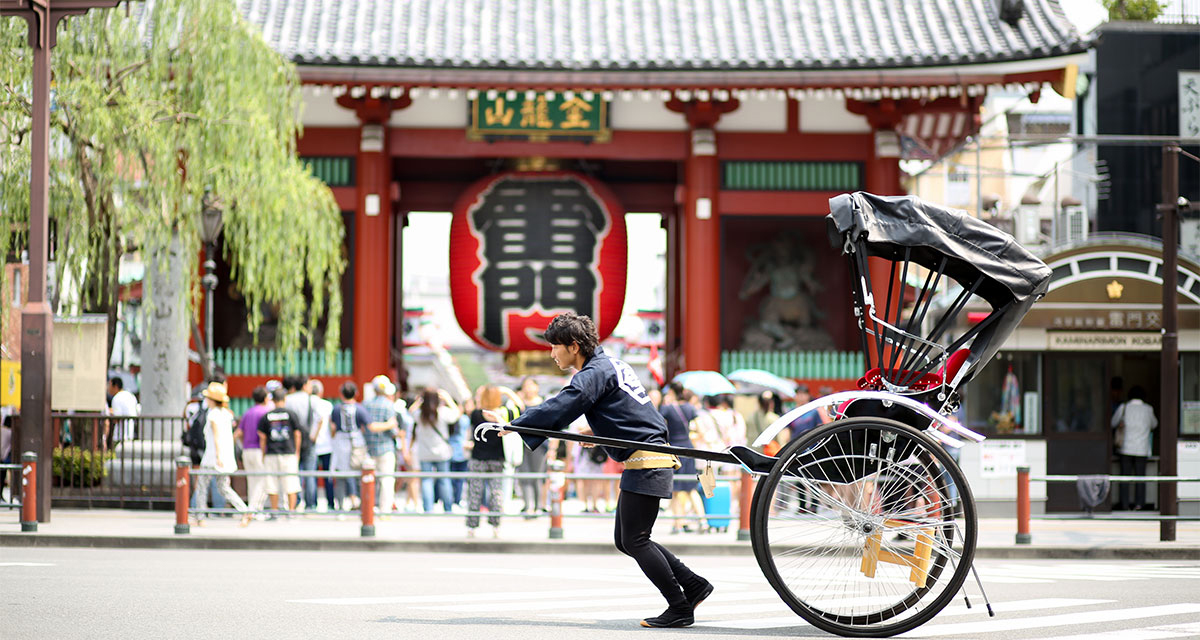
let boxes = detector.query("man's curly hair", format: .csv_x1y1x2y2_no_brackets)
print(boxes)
543,311,599,358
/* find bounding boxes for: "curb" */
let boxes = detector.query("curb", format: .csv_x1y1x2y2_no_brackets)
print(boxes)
2,534,1198,559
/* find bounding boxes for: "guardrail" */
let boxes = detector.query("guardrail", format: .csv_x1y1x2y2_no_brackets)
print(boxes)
50,413,188,509
174,459,753,539
1015,466,1200,544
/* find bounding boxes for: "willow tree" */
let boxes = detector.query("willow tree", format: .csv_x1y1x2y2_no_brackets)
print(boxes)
0,0,343,413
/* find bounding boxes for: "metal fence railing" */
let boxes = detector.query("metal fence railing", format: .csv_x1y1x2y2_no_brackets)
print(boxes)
176,461,749,538
50,414,188,509
0,462,21,509
1015,466,1200,544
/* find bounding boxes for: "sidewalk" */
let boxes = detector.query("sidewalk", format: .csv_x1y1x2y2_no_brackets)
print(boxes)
1,502,1197,559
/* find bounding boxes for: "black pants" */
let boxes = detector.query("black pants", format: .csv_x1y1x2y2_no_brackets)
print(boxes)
614,491,701,608
1119,454,1149,508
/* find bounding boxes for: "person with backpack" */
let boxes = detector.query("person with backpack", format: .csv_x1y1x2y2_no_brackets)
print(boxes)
190,382,249,526
184,379,226,514
330,381,370,513
283,376,321,512
409,388,462,513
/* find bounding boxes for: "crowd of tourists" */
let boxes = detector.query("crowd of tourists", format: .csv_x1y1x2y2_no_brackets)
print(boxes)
184,370,833,535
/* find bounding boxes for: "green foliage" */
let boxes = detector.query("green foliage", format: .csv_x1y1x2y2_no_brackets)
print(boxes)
1103,0,1165,21
51,447,113,488
0,0,344,355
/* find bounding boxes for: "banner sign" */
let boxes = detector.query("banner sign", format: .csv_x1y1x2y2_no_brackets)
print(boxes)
469,91,610,141
1047,331,1162,351
449,172,627,352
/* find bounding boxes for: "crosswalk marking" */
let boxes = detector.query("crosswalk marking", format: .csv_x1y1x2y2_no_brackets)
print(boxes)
692,598,1114,630
289,586,639,606
1040,621,1200,640
433,587,759,614
899,603,1200,638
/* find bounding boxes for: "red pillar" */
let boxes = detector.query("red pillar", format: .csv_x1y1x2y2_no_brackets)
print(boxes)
852,99,908,369
667,99,738,372
338,95,406,385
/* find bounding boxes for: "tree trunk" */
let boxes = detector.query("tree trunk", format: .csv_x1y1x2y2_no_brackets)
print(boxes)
141,232,190,419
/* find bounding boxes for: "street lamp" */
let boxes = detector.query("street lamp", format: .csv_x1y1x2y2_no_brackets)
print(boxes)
199,196,224,380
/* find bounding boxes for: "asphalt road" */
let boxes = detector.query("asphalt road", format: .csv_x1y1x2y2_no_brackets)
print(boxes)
4,548,1200,640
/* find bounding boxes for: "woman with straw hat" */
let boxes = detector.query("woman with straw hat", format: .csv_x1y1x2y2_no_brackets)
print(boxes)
192,382,250,526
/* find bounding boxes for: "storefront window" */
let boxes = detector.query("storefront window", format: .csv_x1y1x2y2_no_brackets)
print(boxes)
964,352,1041,436
1183,353,1200,437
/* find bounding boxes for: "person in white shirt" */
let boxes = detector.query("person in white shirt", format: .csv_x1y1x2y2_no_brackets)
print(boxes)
308,379,335,511
1111,386,1159,510
191,382,249,526
107,376,140,447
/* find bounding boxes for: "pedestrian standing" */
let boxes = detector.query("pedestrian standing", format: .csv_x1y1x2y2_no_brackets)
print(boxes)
466,385,520,537
449,397,475,507
660,383,704,533
191,382,249,526
258,387,302,516
410,388,461,513
330,381,369,512
233,386,272,521
308,380,334,511
487,312,712,628
284,376,319,512
107,376,140,446
515,377,549,518
1112,386,1158,511
363,377,401,515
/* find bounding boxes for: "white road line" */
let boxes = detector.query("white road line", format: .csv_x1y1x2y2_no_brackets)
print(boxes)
0,562,55,567
289,587,640,606
558,595,917,621
527,591,777,617
900,603,1200,638
1041,621,1200,640
432,588,764,614
691,598,1113,630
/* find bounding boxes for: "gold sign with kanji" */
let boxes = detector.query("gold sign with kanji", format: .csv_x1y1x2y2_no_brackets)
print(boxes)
469,92,610,142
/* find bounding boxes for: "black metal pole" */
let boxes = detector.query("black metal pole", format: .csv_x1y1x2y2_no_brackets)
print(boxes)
203,245,216,380
1158,145,1180,542
488,423,742,466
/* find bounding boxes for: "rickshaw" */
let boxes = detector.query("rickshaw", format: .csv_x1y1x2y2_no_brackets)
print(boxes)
477,191,1053,637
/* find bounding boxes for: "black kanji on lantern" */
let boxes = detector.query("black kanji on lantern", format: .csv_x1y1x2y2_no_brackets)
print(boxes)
469,177,609,348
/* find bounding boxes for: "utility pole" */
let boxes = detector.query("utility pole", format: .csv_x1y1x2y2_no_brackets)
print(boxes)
0,0,122,521
1158,145,1180,542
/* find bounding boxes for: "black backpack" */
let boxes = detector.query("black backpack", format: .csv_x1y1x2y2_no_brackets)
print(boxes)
182,405,207,465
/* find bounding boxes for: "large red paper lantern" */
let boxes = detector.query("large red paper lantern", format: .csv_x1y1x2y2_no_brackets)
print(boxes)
449,171,628,352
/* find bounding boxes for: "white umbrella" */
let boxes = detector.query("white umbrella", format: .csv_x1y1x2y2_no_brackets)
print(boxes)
727,369,798,397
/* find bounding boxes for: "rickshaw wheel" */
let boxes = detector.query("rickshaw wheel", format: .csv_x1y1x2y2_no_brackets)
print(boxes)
751,417,976,638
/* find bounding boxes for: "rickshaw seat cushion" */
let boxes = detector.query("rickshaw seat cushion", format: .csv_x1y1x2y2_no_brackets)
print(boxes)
857,368,943,392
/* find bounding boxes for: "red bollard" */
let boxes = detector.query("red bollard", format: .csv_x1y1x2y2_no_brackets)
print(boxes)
360,461,376,537
737,470,754,541
20,452,37,533
1016,465,1031,544
175,457,191,535
548,460,566,539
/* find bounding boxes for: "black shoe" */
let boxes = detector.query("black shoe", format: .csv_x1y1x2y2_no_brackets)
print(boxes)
640,605,694,628
684,579,714,611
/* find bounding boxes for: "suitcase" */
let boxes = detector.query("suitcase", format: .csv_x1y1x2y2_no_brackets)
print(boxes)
699,483,732,532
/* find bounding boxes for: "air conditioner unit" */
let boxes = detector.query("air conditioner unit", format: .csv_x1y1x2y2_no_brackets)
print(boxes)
1015,207,1042,246
1054,204,1088,245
